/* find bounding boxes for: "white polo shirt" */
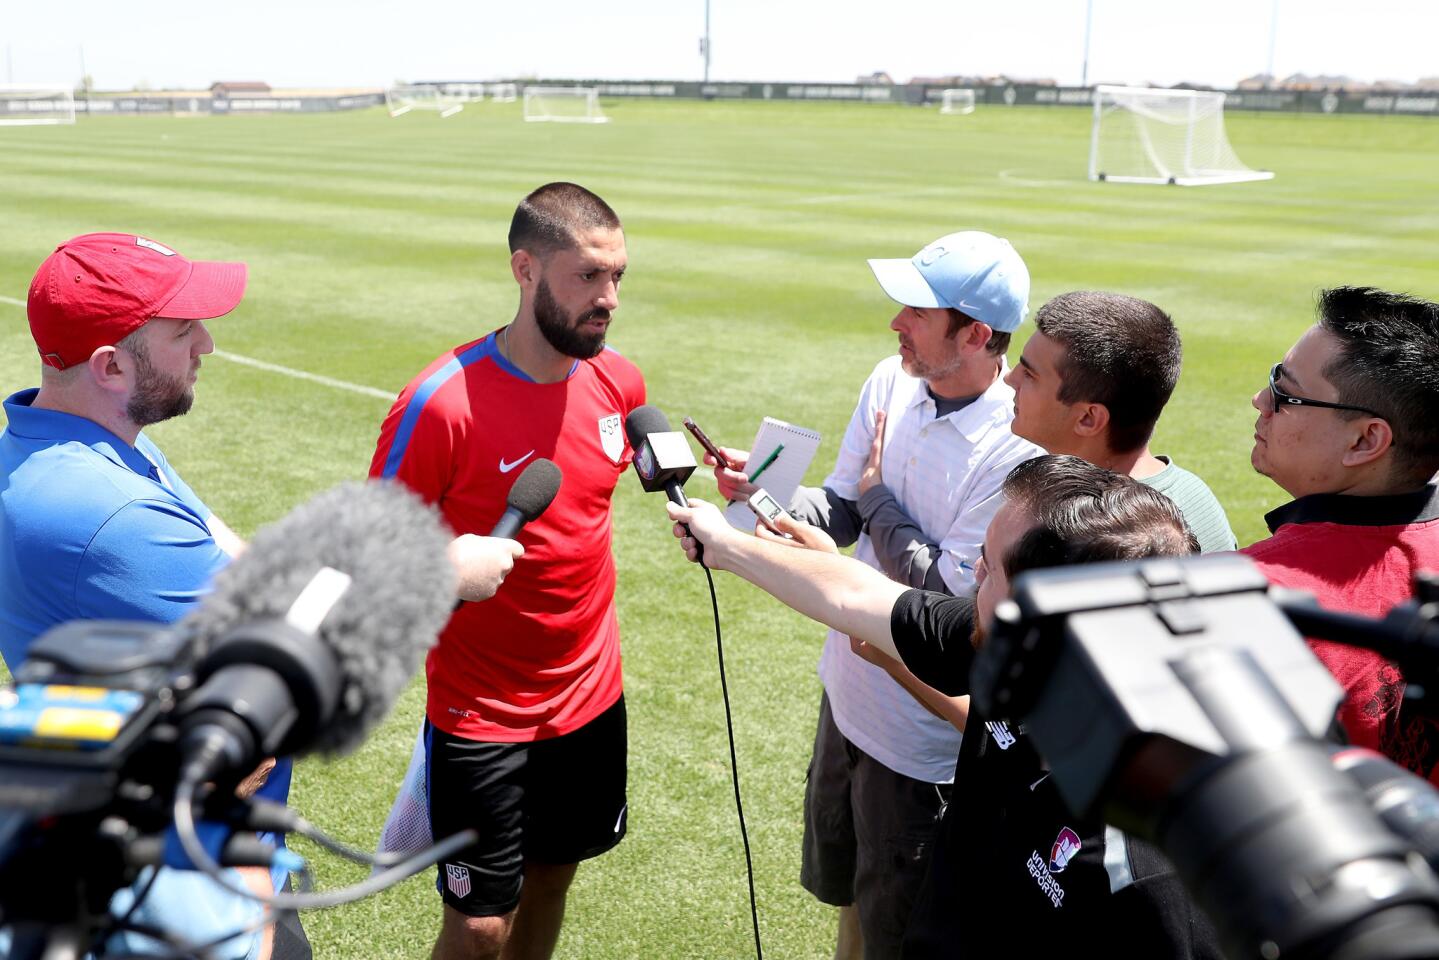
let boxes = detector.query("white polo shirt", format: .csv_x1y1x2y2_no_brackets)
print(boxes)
818,354,1041,783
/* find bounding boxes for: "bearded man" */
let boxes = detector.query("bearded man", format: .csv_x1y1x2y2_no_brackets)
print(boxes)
370,183,646,960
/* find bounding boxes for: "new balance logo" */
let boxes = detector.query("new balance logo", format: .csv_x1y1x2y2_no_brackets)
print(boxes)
499,451,535,474
986,720,1017,750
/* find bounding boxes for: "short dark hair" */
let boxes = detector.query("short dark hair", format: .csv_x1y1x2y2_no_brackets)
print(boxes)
1317,286,1439,485
945,308,1011,358
999,455,1198,580
1034,292,1182,454
508,182,621,258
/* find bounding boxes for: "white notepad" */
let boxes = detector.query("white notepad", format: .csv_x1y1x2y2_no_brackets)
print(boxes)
723,417,823,532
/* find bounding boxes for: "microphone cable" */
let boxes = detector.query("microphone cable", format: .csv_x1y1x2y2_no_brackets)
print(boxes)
699,562,764,960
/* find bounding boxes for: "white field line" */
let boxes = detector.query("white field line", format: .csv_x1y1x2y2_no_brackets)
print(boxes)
2,293,393,401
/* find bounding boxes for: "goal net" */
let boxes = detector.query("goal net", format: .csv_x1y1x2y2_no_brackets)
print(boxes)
523,86,608,123
1089,85,1273,186
0,86,76,126
938,88,976,115
385,84,475,119
489,82,518,103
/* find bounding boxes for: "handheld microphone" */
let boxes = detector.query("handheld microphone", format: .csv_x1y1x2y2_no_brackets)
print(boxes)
176,480,456,786
624,405,698,508
490,458,562,538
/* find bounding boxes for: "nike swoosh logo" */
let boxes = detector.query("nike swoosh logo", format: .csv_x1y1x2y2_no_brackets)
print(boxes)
957,299,986,312
1030,773,1051,792
499,451,535,473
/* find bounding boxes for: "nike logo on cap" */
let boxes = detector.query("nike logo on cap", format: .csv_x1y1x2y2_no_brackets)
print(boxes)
499,451,535,473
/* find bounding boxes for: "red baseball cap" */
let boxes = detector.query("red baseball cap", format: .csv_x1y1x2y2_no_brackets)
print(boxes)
27,232,248,370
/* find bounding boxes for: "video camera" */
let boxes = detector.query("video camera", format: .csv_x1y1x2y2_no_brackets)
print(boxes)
1,620,222,954
0,480,471,960
972,553,1439,960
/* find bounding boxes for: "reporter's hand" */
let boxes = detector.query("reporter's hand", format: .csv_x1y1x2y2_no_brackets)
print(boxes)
707,446,756,502
667,498,735,568
449,535,525,602
756,513,838,554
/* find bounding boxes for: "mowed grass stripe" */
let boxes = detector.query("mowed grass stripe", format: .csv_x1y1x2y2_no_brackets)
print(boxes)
0,100,1436,958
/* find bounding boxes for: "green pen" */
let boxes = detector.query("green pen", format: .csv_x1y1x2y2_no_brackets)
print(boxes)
747,444,784,485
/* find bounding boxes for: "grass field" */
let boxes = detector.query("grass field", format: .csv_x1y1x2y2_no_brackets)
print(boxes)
2,97,1438,958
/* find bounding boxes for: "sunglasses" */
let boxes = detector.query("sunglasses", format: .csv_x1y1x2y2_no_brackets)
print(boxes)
1268,363,1383,417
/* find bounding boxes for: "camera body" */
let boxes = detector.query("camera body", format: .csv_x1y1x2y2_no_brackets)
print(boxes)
973,554,1439,960
0,620,197,926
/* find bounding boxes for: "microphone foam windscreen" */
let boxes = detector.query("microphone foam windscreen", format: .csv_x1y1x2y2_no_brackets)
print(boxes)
507,458,562,523
624,404,672,449
184,481,456,756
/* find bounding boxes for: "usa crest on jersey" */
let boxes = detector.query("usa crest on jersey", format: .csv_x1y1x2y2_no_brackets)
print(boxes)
599,413,624,463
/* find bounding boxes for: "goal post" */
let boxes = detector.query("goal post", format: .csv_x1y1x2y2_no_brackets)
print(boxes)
1089,85,1273,186
0,85,76,126
385,84,473,119
938,88,976,115
488,82,518,103
522,86,608,124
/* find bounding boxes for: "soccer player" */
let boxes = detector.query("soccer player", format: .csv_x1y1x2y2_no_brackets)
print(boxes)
370,183,645,960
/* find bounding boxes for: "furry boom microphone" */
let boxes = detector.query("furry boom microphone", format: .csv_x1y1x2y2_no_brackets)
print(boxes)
176,481,455,785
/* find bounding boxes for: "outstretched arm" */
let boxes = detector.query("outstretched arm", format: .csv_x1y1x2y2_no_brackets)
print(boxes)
668,498,906,660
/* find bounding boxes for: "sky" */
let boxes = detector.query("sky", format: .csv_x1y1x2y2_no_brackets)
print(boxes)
3,0,1437,92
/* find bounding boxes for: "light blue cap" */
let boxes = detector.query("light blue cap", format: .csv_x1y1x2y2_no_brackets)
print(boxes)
867,231,1031,333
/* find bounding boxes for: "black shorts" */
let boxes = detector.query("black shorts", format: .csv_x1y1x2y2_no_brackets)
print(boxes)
425,696,628,917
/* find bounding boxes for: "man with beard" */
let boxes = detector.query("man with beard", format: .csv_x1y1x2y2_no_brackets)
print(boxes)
0,233,292,959
666,456,1221,959
370,183,645,960
709,231,1039,958
0,234,517,959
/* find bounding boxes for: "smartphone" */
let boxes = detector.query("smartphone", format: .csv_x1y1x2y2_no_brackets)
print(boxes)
683,416,732,470
747,488,792,534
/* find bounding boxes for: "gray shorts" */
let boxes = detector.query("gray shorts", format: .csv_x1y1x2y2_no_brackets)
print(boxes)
801,692,951,960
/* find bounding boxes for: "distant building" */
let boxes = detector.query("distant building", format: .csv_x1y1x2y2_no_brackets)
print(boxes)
1237,73,1274,90
857,71,894,85
1281,73,1362,91
210,81,271,97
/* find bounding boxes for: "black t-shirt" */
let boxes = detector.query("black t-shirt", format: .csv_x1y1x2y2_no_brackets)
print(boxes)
890,591,1223,960
888,588,978,696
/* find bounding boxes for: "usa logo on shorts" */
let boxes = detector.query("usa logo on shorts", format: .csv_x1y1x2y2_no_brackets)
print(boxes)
445,864,471,898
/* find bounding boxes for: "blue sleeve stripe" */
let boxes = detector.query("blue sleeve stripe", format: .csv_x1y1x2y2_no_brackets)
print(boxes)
380,338,495,479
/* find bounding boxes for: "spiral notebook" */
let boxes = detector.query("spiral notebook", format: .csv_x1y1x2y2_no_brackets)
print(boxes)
723,417,823,532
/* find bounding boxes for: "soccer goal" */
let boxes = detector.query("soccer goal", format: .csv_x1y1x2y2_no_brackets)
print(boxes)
385,84,473,119
523,86,608,124
938,88,976,115
1089,85,1273,186
489,82,518,103
0,85,76,126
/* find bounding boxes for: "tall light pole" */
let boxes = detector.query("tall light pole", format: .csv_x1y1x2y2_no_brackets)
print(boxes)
1266,0,1280,87
1081,0,1094,88
702,0,712,83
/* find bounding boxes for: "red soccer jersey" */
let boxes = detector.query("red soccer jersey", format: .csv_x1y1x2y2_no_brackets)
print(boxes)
370,331,646,741
1242,486,1439,782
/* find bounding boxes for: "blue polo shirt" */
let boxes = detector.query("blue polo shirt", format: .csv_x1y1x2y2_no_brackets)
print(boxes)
0,388,228,665
0,388,291,957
